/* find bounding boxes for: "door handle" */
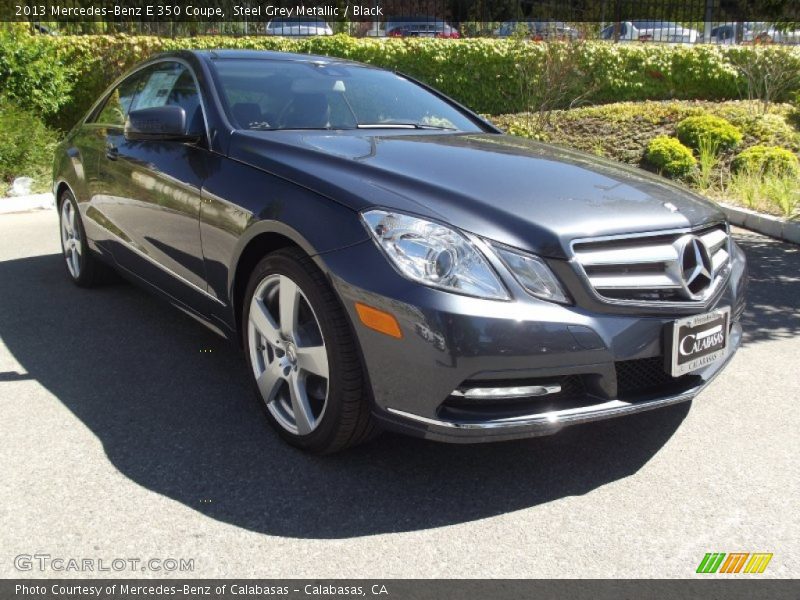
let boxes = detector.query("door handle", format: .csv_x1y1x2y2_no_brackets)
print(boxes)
105,144,118,160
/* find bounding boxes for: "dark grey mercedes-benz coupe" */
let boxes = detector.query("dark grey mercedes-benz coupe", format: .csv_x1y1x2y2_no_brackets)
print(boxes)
53,50,747,453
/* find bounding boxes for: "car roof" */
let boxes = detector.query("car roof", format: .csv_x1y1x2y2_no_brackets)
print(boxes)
630,20,683,28
163,49,365,67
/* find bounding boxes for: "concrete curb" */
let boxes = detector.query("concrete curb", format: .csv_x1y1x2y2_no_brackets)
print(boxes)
719,203,800,245
0,193,55,215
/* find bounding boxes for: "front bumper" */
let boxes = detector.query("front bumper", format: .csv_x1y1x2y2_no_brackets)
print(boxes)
383,323,740,442
319,238,747,443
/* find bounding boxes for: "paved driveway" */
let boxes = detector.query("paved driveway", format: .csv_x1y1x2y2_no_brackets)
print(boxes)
0,210,797,578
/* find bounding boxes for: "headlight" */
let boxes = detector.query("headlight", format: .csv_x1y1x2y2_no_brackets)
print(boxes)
493,244,570,304
361,210,509,300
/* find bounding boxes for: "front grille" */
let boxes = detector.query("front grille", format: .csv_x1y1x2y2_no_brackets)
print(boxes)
572,224,730,304
615,357,700,399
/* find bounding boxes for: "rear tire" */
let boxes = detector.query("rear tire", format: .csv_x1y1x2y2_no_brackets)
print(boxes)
59,190,108,287
242,247,379,453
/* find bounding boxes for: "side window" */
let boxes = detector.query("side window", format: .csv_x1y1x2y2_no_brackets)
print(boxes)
94,73,143,127
131,62,204,135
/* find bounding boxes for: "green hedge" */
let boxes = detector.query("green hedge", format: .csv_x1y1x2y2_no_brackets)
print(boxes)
2,31,800,131
0,26,72,117
0,98,58,193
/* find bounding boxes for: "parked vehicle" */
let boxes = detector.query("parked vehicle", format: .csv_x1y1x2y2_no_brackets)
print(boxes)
30,22,58,35
495,20,580,41
600,20,699,43
743,22,800,44
707,22,800,45
54,50,746,453
707,23,738,44
384,17,460,38
265,18,333,36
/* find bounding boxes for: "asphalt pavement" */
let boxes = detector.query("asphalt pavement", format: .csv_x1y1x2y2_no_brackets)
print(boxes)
0,210,797,578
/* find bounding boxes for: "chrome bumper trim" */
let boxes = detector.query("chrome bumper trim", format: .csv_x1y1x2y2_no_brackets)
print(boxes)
388,392,694,431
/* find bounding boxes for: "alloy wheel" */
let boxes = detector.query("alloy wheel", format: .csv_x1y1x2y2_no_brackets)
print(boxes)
247,274,330,435
60,200,82,279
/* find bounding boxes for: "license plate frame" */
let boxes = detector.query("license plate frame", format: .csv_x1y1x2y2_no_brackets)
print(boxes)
665,307,730,377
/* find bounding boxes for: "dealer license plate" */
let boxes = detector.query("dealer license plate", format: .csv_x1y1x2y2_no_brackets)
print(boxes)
666,307,730,377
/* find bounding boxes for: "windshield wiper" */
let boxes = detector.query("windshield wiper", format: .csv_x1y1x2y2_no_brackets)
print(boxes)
357,122,457,130
245,123,455,132
247,126,357,131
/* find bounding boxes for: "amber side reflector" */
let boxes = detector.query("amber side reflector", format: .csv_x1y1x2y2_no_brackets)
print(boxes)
355,302,403,339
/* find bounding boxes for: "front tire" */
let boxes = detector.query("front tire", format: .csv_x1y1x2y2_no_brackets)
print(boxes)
243,248,378,453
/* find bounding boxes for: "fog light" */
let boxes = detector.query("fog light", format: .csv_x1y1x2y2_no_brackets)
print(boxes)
451,384,561,400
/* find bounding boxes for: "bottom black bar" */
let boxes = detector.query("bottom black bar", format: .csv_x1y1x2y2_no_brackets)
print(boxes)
2,579,798,600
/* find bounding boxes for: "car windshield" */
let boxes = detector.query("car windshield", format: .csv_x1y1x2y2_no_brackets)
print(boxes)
212,59,482,132
601,23,627,37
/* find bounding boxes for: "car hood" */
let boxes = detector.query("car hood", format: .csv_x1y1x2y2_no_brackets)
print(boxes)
228,131,725,258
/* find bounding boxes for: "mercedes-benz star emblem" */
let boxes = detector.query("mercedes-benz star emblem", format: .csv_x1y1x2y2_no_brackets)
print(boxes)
679,235,713,299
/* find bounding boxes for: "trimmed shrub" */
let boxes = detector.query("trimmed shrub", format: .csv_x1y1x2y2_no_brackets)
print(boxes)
732,145,799,175
740,113,799,151
0,99,58,193
0,34,798,130
675,115,742,151
645,136,697,177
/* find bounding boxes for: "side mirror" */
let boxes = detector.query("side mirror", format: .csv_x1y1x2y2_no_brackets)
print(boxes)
124,106,200,142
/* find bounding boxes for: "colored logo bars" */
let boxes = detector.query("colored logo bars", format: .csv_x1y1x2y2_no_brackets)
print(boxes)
696,552,773,574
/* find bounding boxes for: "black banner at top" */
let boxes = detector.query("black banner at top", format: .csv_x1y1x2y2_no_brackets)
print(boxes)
2,0,800,23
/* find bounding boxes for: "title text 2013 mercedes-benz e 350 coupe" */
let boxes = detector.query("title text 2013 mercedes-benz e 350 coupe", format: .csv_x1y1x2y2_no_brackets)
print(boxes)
54,50,747,453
